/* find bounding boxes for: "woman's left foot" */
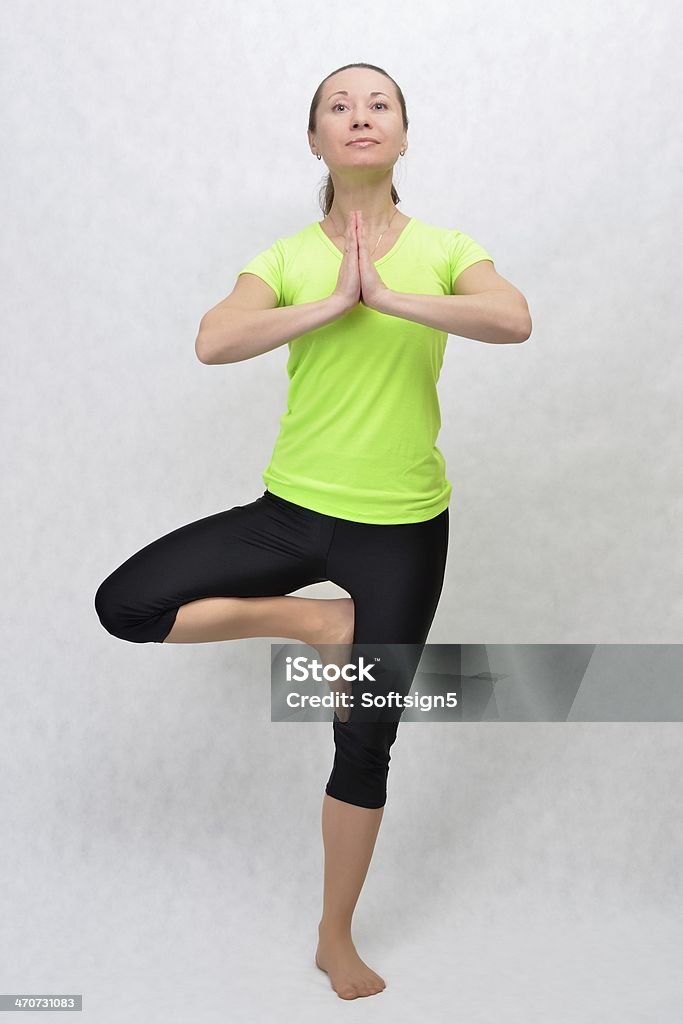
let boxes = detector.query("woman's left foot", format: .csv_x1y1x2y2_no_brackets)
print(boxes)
315,925,386,999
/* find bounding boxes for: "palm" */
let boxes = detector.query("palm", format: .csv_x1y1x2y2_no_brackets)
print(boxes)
355,212,390,311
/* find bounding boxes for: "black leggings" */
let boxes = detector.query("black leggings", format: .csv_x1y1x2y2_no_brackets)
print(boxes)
94,489,449,809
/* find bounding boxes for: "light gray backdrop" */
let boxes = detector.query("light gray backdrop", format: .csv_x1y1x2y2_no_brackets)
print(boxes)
2,0,681,1021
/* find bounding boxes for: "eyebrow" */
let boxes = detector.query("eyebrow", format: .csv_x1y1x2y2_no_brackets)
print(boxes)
327,90,390,100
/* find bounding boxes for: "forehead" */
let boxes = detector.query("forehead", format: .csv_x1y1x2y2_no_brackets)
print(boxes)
323,73,394,100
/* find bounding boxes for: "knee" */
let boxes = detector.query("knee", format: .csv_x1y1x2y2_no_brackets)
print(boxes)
94,574,136,642
94,574,172,644
325,720,399,809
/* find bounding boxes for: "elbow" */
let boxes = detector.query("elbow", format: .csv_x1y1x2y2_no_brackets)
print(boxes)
195,317,239,364
501,320,530,344
195,330,238,365
518,298,533,342
511,305,532,343
195,332,213,364
516,318,533,343
195,318,211,363
195,320,225,364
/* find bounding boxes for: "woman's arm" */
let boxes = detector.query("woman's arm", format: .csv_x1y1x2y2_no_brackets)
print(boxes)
196,274,346,364
372,262,532,345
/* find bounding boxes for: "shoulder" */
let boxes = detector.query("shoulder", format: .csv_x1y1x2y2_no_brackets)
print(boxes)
401,217,492,266
261,222,321,262
247,221,317,255
424,219,493,267
279,221,322,245
399,217,483,257
410,217,483,247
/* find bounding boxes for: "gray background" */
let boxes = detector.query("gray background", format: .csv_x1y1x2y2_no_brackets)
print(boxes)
2,0,682,1021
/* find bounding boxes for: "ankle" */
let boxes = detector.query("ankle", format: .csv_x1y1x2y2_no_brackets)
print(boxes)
318,917,353,940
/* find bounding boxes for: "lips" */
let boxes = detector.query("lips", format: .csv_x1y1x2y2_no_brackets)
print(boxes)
347,138,378,145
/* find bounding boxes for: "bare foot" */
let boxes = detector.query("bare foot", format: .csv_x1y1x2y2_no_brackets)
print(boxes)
315,924,386,1000
309,598,355,723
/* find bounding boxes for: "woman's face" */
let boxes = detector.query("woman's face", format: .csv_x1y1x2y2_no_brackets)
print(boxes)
309,70,407,171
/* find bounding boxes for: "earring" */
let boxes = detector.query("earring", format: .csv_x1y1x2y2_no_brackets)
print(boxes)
316,154,321,160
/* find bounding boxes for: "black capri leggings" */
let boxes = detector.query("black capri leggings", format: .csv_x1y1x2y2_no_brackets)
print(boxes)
94,489,449,809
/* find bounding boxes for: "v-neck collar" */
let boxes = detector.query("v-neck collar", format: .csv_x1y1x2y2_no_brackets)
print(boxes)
314,216,417,266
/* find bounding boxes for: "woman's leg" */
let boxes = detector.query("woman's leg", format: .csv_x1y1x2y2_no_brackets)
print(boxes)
94,491,340,645
94,491,448,999
315,508,450,999
161,593,353,646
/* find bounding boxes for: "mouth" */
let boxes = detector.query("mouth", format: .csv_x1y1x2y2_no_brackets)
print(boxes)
347,140,379,147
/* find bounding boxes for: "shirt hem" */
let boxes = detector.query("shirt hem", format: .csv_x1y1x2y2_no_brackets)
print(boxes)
262,475,451,525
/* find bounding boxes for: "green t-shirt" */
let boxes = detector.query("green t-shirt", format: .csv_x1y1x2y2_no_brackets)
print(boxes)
238,216,493,524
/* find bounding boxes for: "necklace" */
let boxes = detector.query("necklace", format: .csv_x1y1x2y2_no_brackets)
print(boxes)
326,207,401,256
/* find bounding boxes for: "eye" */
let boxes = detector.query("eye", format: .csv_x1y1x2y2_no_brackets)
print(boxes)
332,101,388,112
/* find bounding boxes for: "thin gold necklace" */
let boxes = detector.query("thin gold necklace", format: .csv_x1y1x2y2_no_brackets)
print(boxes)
326,207,400,255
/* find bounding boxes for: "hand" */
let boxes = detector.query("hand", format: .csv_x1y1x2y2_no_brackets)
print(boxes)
356,210,392,312
329,211,393,316
330,211,361,314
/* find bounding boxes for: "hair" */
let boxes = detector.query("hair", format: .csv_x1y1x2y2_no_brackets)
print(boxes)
308,62,409,217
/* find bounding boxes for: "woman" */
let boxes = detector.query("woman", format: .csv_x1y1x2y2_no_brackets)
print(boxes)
94,61,531,1001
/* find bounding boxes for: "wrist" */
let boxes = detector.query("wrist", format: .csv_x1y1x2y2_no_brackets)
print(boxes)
371,287,397,315
325,295,352,318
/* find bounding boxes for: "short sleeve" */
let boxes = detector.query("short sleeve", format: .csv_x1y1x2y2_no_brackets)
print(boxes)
448,230,494,292
237,238,285,306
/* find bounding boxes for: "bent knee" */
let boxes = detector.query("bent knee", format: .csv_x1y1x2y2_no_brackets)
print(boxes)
94,576,175,644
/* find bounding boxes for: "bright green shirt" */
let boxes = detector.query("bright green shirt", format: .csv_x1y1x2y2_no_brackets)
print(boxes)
238,216,493,524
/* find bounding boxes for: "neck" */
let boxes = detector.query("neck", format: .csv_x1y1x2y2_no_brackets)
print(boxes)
324,179,399,235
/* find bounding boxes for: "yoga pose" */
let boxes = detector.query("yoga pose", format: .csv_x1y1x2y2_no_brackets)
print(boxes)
94,61,531,1000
